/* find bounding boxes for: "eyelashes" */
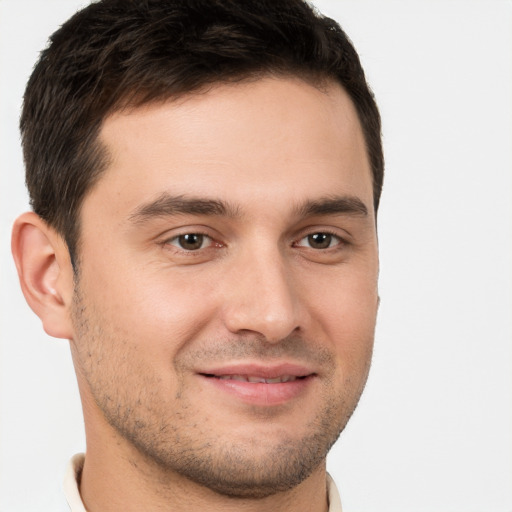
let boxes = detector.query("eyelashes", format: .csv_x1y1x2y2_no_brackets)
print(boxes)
167,233,215,251
161,229,348,262
294,232,344,250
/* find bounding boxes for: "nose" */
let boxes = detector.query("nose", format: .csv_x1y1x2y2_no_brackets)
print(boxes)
221,246,302,343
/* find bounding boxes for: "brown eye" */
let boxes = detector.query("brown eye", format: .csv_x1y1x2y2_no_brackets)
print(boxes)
308,233,332,249
170,233,210,251
296,232,340,249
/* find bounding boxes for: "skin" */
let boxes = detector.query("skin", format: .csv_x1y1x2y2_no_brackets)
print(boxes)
12,77,379,512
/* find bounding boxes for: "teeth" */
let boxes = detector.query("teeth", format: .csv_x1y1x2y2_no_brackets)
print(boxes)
216,375,297,383
247,376,267,383
265,377,285,383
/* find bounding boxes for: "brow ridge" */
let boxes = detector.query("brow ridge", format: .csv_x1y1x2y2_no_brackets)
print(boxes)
128,192,368,225
296,195,369,218
128,193,241,224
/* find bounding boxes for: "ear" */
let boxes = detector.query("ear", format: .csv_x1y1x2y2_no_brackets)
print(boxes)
11,212,75,339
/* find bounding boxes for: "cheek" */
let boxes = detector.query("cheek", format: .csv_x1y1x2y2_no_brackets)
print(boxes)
305,268,377,379
325,300,375,382
306,259,378,331
79,256,222,357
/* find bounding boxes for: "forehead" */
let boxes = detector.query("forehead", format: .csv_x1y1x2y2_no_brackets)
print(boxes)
90,76,373,220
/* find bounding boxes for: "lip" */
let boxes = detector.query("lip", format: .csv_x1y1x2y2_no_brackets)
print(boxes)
197,362,317,406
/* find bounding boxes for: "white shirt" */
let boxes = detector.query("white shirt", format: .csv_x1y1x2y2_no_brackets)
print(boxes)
64,453,343,511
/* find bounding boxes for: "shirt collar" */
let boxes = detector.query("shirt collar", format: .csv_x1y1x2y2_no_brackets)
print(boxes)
64,454,87,512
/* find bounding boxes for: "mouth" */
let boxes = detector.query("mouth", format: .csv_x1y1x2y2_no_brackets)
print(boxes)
197,364,316,405
201,374,308,383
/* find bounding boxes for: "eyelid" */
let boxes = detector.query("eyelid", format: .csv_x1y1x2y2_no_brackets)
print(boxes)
166,233,214,250
155,224,217,242
292,226,350,247
295,232,343,249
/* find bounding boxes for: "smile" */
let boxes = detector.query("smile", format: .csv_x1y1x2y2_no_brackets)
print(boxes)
197,364,316,406
205,374,305,383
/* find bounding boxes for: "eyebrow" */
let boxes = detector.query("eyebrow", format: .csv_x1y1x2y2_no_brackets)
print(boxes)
128,192,369,225
128,193,241,224
295,196,369,218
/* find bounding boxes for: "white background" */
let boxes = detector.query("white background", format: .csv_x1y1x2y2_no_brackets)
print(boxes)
1,1,511,511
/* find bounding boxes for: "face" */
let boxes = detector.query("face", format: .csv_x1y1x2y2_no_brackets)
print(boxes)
70,77,379,498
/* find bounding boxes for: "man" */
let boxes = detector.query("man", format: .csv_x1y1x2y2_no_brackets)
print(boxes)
11,0,383,510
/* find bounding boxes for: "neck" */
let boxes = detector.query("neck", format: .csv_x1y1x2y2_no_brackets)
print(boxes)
78,402,329,512
80,441,329,512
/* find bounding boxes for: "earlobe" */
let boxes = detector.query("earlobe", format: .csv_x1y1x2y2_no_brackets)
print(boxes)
11,212,75,340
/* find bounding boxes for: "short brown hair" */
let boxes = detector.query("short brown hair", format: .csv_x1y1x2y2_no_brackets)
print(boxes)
21,0,383,265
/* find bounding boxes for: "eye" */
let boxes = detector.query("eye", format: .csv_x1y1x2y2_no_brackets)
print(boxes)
296,232,342,250
168,233,212,251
